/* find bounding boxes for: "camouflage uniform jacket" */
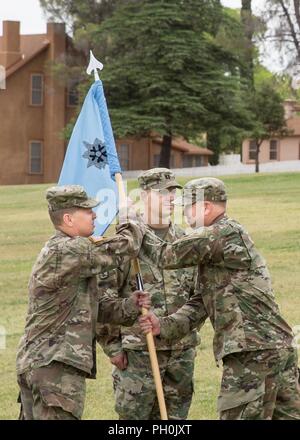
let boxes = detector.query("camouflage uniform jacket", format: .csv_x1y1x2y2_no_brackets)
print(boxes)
97,223,200,357
144,215,294,364
16,222,143,378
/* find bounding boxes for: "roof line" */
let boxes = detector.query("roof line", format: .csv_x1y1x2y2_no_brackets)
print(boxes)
184,149,214,156
153,136,213,155
5,41,50,79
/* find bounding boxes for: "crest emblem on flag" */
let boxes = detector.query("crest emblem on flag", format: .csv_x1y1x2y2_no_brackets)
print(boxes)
83,138,108,169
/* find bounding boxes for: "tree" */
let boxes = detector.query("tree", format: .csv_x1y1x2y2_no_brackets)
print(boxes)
40,0,123,31
206,4,258,162
260,0,300,74
254,64,300,99
40,0,256,167
246,82,288,173
76,0,253,167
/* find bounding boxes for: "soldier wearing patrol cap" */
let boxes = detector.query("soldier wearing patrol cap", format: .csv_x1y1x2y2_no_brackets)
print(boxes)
97,168,201,420
140,177,300,420
16,185,150,420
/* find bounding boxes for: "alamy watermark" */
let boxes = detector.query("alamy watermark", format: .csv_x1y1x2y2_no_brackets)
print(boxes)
0,65,6,90
94,183,206,231
292,325,300,349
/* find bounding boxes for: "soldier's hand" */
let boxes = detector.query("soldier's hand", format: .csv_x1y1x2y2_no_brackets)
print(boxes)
110,352,128,370
139,311,161,335
131,290,151,310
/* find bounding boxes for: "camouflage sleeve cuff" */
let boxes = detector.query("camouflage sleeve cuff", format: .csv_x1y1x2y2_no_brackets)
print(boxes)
159,316,192,342
103,343,123,359
116,219,146,238
122,296,140,322
98,295,138,326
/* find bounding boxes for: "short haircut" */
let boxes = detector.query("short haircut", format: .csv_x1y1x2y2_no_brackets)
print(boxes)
212,200,227,209
48,207,78,227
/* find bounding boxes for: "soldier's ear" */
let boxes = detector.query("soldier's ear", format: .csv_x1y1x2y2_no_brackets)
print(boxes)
62,212,74,227
204,201,212,214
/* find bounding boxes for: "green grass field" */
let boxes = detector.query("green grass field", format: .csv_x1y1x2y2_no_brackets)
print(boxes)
0,172,300,419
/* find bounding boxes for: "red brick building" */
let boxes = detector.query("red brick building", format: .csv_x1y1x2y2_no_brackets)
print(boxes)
0,21,77,185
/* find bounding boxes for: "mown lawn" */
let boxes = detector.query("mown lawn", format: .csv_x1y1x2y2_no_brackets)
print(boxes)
0,172,299,419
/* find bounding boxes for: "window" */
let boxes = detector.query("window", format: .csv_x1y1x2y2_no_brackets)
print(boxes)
195,155,204,167
269,140,278,160
29,141,43,174
183,156,193,168
118,144,130,170
183,155,205,168
67,79,79,107
249,140,257,160
30,74,43,106
153,154,160,167
154,154,174,167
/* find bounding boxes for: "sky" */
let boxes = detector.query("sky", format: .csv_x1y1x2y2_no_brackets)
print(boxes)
0,0,264,35
0,0,47,35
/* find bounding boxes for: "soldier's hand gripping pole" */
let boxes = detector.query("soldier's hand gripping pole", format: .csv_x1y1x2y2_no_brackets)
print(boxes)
115,173,168,420
131,258,168,420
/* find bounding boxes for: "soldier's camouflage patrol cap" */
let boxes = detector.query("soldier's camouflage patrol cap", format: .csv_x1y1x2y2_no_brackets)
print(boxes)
46,185,100,212
138,168,182,191
174,177,227,206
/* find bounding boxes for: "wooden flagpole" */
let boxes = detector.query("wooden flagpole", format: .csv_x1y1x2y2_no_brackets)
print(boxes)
115,173,168,420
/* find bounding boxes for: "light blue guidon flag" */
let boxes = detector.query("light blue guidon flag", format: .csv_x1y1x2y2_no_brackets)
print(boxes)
58,80,122,235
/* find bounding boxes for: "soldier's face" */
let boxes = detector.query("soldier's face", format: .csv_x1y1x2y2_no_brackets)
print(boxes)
184,201,209,228
185,201,222,228
65,208,96,237
145,189,176,225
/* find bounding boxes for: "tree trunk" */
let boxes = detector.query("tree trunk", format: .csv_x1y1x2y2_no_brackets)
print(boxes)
294,0,300,33
159,134,172,168
279,0,300,61
241,0,255,88
207,128,221,165
255,140,260,173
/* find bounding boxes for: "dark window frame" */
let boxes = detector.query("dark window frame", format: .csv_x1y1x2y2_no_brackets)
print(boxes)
269,139,278,161
249,140,257,161
183,155,205,168
30,73,44,106
29,140,43,175
182,155,194,168
153,154,160,167
118,143,130,171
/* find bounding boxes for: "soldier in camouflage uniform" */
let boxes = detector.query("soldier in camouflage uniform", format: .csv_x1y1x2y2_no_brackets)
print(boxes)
97,168,201,420
140,177,300,420
16,185,149,420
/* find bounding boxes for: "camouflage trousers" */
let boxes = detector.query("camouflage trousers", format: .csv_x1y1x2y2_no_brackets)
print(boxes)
112,347,196,420
17,361,86,420
218,348,300,420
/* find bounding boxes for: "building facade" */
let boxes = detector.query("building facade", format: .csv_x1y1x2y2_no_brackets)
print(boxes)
242,100,300,165
0,21,78,185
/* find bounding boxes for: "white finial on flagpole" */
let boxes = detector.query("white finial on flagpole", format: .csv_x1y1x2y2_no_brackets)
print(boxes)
87,50,104,81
